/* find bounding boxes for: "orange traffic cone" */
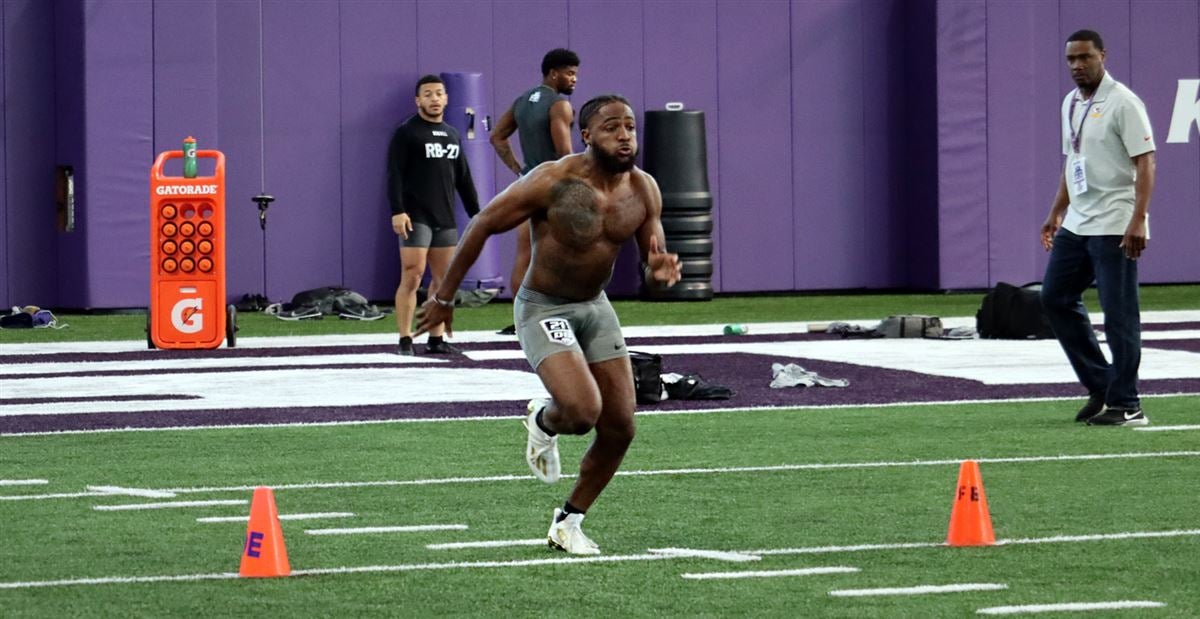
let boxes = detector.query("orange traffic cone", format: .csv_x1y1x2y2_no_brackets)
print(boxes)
946,460,995,546
239,486,291,577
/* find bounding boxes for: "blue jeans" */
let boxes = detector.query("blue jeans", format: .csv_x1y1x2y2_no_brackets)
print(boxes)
1040,229,1141,409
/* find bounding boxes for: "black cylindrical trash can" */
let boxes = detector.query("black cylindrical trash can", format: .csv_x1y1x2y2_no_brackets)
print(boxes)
643,109,712,214
642,107,714,300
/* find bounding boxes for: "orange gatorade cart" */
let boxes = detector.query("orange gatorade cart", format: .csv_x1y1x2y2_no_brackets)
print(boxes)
148,141,237,349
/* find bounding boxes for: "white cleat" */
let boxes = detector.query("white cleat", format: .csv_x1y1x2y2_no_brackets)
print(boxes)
523,399,560,484
547,508,600,555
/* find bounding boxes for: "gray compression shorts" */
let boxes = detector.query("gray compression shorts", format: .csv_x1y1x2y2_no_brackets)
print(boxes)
399,222,458,249
514,287,628,370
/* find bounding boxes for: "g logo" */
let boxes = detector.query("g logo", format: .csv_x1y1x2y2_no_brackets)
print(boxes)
171,298,204,334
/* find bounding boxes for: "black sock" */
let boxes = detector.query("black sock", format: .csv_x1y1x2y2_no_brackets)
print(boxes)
535,409,557,437
399,336,412,345
558,501,585,521
428,335,443,345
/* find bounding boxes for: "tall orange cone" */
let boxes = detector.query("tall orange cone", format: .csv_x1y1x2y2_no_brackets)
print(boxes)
239,486,291,577
946,460,995,546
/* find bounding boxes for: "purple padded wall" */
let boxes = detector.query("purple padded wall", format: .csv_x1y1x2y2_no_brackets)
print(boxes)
489,0,568,298
153,1,218,160
3,1,59,308
260,0,343,299
569,0,646,296
417,5,508,292
1131,1,1200,282
72,0,154,308
0,2,6,307
791,0,866,290
717,1,793,292
938,0,1200,289
215,0,266,301
863,0,938,289
339,0,417,300
442,72,504,289
53,0,88,308
644,0,721,291
16,0,1194,309
936,0,990,290
983,0,1059,285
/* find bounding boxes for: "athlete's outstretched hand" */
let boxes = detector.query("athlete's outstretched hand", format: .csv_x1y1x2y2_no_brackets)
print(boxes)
647,236,681,287
415,297,454,338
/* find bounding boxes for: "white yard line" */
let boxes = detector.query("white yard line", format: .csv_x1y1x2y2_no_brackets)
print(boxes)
0,491,109,501
681,567,859,580
995,529,1200,546
0,527,1194,590
830,583,1008,597
305,525,467,535
754,541,943,555
1135,424,1200,432
749,528,1200,556
0,479,48,486
197,512,354,523
87,485,177,498
4,449,1194,503
92,499,246,511
427,539,547,550
976,601,1166,615
0,572,242,589
647,548,761,562
288,553,672,575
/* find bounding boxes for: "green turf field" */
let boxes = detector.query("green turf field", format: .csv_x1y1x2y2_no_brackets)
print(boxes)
1,398,1198,616
2,287,1197,616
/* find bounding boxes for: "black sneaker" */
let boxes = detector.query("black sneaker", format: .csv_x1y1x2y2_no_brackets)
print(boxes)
1087,407,1149,427
425,339,462,355
497,324,517,335
1074,392,1106,422
397,337,414,356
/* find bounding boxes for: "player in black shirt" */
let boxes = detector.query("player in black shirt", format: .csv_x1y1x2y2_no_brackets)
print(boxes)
387,74,480,355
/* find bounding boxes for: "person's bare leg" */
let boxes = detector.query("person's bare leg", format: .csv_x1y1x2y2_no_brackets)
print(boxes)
395,247,428,337
567,356,635,511
534,354,634,510
535,350,603,432
424,246,456,338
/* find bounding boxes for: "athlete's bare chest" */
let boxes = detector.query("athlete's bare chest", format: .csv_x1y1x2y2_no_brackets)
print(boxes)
592,191,646,241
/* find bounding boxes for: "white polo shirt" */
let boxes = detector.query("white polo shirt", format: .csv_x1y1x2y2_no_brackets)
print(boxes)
1060,71,1156,236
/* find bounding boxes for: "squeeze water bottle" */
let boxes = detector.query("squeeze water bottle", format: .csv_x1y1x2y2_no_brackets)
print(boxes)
183,136,198,178
723,324,749,335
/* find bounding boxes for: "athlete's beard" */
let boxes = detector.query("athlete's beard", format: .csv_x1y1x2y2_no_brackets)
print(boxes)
418,103,443,122
593,145,636,175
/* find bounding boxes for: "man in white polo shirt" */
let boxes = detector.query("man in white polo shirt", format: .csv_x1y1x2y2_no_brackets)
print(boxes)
1039,29,1156,427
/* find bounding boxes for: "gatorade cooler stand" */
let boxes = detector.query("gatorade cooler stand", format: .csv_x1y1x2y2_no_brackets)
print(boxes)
148,148,237,349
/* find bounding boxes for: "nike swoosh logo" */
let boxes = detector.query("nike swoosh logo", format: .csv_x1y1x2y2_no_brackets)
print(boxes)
1124,411,1140,420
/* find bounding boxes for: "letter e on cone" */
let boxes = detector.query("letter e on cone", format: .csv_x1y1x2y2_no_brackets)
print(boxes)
239,486,291,577
946,460,995,546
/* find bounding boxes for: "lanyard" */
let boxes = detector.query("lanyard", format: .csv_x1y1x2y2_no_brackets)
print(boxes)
1068,92,1095,154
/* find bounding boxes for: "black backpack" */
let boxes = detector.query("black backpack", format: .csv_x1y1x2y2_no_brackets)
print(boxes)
629,351,665,404
976,282,1055,339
